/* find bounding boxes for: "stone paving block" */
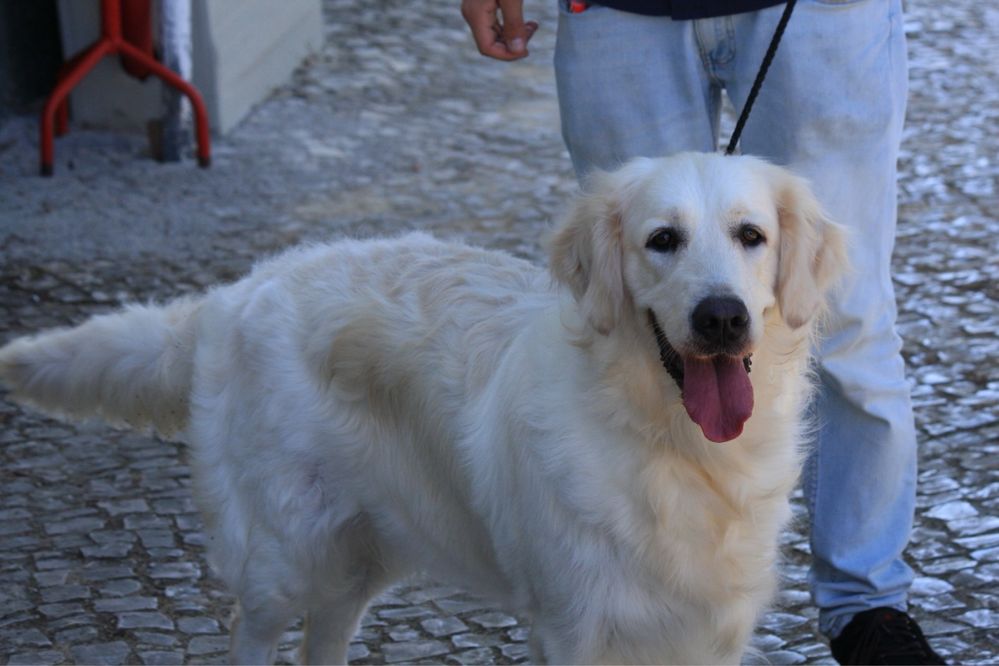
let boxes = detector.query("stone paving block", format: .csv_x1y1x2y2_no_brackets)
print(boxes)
80,542,134,559
956,608,998,628
910,575,955,595
37,603,85,619
926,500,979,521
54,625,99,644
132,631,179,647
447,647,497,665
0,627,52,649
970,545,999,562
421,615,469,637
956,531,999,550
929,634,972,659
764,649,807,665
45,516,106,536
377,605,435,621
148,561,200,580
6,650,68,665
137,529,175,548
452,632,503,649
177,615,221,634
387,626,420,642
506,627,529,643
187,635,231,656
0,508,32,521
911,592,966,612
90,529,138,544
499,642,530,661
97,498,151,516
99,578,143,597
123,514,172,530
94,596,159,613
181,532,206,547
79,565,135,582
373,591,410,607
116,611,175,630
0,598,33,618
435,597,498,616
920,617,969,636
404,584,465,604
51,534,91,550
151,498,196,514
382,638,451,663
1,535,42,550
47,614,94,632
348,642,371,661
163,582,203,599
138,651,185,665
0,520,31,536
70,641,132,665
174,514,203,531
757,612,809,633
750,632,786,653
0,569,31,585
922,556,977,575
171,599,211,614
34,557,76,571
469,611,519,629
0,614,33,632
946,515,999,537
39,584,90,603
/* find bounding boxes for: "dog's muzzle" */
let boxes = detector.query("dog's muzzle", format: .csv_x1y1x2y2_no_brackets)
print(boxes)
647,309,754,443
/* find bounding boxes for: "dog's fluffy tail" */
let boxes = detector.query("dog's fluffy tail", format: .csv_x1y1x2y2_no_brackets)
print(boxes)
0,297,202,436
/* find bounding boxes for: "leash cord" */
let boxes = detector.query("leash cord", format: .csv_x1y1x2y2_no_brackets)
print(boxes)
725,0,797,156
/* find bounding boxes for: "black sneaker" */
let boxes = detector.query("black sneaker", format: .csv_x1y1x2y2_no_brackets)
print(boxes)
830,607,946,665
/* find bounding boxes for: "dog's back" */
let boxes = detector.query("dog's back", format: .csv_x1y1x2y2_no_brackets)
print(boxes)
0,233,544,438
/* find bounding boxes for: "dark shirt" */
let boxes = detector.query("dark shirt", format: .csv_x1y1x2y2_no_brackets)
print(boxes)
591,0,785,19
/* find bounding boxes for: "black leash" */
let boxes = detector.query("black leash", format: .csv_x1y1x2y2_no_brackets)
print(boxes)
725,0,797,155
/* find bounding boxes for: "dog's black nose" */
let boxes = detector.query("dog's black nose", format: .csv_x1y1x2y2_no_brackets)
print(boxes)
691,296,750,351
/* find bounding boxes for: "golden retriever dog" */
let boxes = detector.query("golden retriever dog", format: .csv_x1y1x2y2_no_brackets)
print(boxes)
0,153,847,664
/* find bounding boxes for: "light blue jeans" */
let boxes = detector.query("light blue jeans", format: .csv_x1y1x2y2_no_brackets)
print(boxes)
554,0,914,639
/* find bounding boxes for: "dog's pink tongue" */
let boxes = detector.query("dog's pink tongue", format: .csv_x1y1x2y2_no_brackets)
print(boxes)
682,356,754,443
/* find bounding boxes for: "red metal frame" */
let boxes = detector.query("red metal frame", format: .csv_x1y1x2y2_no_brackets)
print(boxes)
41,0,210,176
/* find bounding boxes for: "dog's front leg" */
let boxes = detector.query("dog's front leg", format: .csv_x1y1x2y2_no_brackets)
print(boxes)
299,593,369,665
229,599,296,666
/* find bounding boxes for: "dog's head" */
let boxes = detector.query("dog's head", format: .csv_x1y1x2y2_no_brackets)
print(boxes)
550,153,848,442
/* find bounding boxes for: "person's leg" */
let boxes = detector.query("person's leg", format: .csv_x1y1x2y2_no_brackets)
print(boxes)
724,0,915,639
553,2,719,176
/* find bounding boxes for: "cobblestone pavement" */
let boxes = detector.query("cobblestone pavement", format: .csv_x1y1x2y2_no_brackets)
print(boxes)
1,0,996,664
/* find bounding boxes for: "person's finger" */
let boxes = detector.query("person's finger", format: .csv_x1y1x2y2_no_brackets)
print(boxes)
523,21,539,45
497,0,528,54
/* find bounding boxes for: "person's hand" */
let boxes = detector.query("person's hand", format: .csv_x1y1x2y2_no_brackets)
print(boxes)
461,0,539,61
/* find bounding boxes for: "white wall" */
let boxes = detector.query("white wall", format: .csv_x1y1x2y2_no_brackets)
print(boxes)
191,0,323,134
57,0,323,135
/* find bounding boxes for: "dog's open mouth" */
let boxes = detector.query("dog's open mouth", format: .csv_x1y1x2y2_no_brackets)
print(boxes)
648,311,754,443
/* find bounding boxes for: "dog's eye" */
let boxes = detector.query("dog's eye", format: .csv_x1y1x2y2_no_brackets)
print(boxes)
646,228,681,253
738,225,766,248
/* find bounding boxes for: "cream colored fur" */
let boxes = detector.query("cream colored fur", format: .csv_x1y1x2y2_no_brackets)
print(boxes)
0,153,846,665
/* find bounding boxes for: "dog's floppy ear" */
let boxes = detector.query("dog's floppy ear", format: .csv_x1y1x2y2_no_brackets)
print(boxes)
550,169,629,334
771,169,850,329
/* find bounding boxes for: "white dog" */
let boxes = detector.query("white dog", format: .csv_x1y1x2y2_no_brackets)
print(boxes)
0,153,846,665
